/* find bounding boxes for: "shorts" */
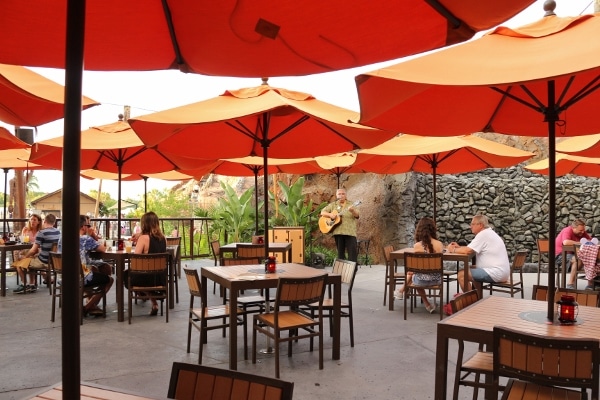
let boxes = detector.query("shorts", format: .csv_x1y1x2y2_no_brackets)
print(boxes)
555,254,576,272
28,257,48,270
412,273,441,286
470,268,495,283
85,272,110,287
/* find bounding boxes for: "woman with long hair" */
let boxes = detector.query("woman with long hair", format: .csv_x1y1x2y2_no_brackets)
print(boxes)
394,217,443,313
124,211,167,315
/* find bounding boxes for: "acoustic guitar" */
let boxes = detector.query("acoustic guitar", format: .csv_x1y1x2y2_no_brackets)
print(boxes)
319,200,361,234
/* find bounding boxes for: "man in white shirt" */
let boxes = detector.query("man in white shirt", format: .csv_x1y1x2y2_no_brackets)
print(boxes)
447,214,510,297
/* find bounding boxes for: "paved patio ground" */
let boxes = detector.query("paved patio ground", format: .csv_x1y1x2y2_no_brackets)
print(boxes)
0,257,550,400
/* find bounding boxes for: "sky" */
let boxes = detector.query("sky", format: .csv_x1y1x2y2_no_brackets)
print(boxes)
0,0,593,202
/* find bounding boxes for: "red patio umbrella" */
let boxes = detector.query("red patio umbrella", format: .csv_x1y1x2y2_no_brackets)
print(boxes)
355,7,600,323
0,1,534,77
129,82,395,260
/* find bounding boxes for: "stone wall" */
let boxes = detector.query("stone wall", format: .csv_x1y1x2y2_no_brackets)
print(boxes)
404,166,600,265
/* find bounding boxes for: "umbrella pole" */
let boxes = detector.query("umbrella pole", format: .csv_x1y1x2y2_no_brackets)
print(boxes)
117,158,122,242
254,170,259,234
62,0,86,396
432,165,437,224
546,80,557,322
3,168,8,239
143,176,148,212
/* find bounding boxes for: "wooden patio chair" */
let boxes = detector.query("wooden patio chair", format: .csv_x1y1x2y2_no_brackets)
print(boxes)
183,268,247,364
536,238,549,286
306,258,358,347
402,252,444,320
484,250,527,298
252,274,327,378
449,290,494,400
221,257,266,314
493,326,599,400
168,362,294,400
382,245,404,306
556,287,600,308
127,253,169,324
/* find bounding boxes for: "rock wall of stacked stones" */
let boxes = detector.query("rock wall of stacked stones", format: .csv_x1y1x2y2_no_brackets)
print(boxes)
405,166,600,264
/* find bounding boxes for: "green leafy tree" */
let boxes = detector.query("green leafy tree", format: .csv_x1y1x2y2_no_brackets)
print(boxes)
209,182,256,243
88,190,117,216
269,176,326,245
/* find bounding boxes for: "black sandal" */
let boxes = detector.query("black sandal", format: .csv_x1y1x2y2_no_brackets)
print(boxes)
149,306,159,316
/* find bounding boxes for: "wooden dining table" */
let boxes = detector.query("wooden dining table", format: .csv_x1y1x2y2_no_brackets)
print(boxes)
97,247,176,322
0,242,32,296
389,248,474,311
435,296,600,400
220,242,293,263
200,262,342,370
28,381,165,399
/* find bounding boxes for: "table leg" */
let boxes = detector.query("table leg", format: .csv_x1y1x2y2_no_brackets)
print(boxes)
434,325,449,400
332,278,341,360
1,249,6,296
388,267,395,311
562,250,567,288
229,283,238,370
116,260,124,322
200,274,208,345
168,255,174,309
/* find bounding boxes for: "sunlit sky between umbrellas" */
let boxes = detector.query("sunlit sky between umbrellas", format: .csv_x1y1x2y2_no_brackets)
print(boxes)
0,0,592,201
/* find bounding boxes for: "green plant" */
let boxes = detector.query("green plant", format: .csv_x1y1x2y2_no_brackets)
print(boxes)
268,176,326,247
311,245,338,266
208,182,256,242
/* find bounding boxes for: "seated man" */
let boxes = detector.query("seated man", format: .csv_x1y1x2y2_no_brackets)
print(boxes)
448,214,510,298
80,215,113,316
14,213,61,294
556,219,591,289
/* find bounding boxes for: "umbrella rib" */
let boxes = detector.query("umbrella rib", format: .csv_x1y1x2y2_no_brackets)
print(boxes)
270,115,310,144
489,86,543,113
559,75,600,111
313,118,361,149
424,0,463,29
160,0,186,71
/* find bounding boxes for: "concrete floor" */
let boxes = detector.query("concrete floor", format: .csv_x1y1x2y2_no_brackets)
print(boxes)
0,258,547,400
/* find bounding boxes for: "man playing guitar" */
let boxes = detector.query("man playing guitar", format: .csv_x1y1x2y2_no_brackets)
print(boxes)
320,188,360,262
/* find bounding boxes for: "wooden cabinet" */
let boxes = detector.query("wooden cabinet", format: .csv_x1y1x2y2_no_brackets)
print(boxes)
268,226,305,264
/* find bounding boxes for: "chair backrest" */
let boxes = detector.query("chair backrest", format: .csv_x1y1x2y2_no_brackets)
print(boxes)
493,326,599,399
536,238,549,257
221,257,261,266
168,362,294,400
332,258,358,286
531,285,549,301
275,275,327,309
510,250,528,272
555,288,600,308
210,240,220,258
49,252,63,274
129,253,169,273
403,252,443,274
183,267,201,298
449,290,480,313
166,236,181,246
382,245,394,264
237,243,264,259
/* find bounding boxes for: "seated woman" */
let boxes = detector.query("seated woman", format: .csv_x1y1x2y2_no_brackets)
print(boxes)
123,211,167,316
394,217,443,313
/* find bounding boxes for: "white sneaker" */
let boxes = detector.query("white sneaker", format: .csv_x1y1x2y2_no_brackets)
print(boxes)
394,288,404,300
426,303,436,314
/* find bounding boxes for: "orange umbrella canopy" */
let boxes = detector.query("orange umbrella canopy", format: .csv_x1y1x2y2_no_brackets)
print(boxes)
0,0,533,77
356,13,600,137
355,10,600,321
556,133,600,157
28,120,197,174
526,153,600,177
0,64,98,127
356,135,534,174
354,134,534,219
129,84,395,159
